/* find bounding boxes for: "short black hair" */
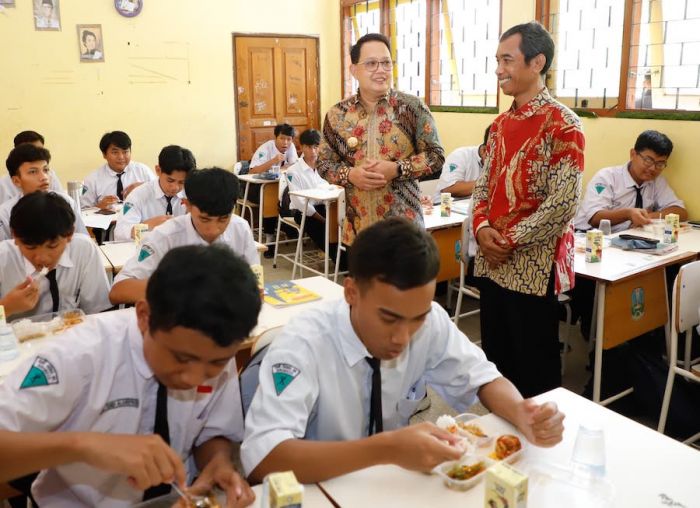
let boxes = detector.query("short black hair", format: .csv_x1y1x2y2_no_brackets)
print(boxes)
274,123,296,138
99,131,131,154
299,129,321,146
500,21,554,77
158,145,196,175
184,167,238,216
349,217,440,290
350,33,391,64
82,30,96,44
10,192,75,245
6,144,51,178
13,130,45,147
634,130,673,157
146,245,261,347
482,124,492,146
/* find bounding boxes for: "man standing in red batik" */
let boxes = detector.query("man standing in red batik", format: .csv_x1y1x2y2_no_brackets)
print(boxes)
472,21,584,397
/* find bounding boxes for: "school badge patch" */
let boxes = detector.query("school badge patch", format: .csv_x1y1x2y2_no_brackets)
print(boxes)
449,163,458,172
20,356,59,389
138,244,154,262
122,202,133,214
594,183,605,195
272,363,300,395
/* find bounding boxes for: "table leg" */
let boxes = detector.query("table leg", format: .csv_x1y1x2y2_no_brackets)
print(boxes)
258,182,265,245
324,199,330,278
593,281,605,404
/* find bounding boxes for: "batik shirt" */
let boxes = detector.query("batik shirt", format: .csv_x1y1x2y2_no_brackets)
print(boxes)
472,88,584,296
318,89,445,245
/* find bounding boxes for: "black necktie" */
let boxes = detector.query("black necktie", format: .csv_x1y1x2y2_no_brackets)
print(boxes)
165,196,173,216
634,186,643,209
46,269,59,313
116,173,124,201
142,382,171,501
366,357,383,436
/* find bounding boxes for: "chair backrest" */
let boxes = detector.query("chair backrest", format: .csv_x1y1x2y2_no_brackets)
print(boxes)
336,188,346,226
233,160,250,176
418,179,439,199
239,326,283,417
674,260,700,334
459,214,471,264
252,326,282,356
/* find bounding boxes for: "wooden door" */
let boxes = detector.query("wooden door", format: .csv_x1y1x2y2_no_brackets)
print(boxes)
234,35,320,161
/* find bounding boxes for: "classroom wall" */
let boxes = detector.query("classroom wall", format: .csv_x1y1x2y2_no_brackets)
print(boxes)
0,0,341,181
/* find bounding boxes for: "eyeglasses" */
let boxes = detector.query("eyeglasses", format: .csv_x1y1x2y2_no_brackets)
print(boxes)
636,151,668,170
358,59,394,72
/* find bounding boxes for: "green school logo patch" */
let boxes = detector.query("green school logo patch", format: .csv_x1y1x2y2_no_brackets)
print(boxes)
272,363,300,396
258,152,265,158
287,174,293,182
449,163,458,172
122,202,133,215
81,185,88,195
20,356,59,389
594,183,605,195
138,245,154,262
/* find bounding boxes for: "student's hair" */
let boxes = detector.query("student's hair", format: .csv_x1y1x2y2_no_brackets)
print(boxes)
158,145,196,175
13,130,45,147
349,217,440,290
5,144,51,178
184,167,238,216
350,33,391,64
634,130,673,157
299,129,321,146
500,21,554,77
274,123,296,138
482,124,492,146
99,131,131,154
82,30,96,44
146,244,261,347
10,192,75,245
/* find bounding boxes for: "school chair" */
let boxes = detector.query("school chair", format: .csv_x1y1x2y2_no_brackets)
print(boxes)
272,183,307,276
657,260,700,444
451,216,480,332
239,327,282,417
333,190,349,283
233,161,257,227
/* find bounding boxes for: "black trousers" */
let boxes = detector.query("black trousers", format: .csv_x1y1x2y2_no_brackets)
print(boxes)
479,271,561,398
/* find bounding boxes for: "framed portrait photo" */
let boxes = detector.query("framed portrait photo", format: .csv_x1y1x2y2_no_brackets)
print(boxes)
77,24,105,63
33,0,60,31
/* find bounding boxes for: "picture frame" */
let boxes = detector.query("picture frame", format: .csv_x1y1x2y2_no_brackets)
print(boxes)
77,24,105,63
33,0,60,31
114,0,142,17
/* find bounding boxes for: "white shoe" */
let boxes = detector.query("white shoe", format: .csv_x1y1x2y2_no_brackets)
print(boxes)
264,233,275,244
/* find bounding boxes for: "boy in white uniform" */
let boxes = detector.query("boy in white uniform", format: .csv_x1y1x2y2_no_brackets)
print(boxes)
0,144,87,240
114,145,195,241
110,168,259,305
0,245,258,507
0,192,110,320
574,130,687,233
241,218,565,483
0,130,62,206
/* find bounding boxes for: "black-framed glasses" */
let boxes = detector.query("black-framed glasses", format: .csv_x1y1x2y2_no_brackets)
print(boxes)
358,59,394,72
636,151,667,170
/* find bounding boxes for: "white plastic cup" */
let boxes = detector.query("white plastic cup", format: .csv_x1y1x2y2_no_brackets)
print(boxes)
599,219,611,236
571,422,606,477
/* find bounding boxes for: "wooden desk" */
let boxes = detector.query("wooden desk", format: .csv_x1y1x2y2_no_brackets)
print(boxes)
319,387,700,508
423,207,465,282
237,174,280,245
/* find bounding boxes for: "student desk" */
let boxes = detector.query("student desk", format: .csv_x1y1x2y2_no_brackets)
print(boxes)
288,186,342,278
423,205,466,283
237,174,280,246
318,387,700,508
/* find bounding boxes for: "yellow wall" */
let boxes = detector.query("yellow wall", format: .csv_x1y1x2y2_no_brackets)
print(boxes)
0,0,340,180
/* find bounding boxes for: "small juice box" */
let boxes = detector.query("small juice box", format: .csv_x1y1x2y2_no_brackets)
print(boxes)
663,213,679,244
133,223,148,245
440,192,451,217
484,462,528,508
251,264,264,291
585,229,603,263
267,471,303,508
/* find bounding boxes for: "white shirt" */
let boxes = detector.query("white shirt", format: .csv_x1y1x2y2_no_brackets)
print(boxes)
286,158,332,216
114,214,259,284
432,146,483,203
240,299,501,475
0,173,63,205
114,179,187,241
80,162,156,208
0,309,244,507
574,163,685,233
0,192,89,241
249,140,298,170
0,235,111,318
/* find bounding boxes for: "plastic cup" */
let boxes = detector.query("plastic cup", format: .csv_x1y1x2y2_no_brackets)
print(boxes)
571,422,606,477
599,219,612,236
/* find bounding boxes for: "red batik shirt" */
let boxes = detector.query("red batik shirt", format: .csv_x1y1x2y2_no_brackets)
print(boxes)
472,88,584,296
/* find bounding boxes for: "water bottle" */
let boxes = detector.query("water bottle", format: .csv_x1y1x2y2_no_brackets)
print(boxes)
0,305,19,362
599,219,612,236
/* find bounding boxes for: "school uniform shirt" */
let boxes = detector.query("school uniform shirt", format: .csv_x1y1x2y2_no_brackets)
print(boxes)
574,162,685,233
113,179,187,241
0,234,111,318
0,173,63,205
286,158,332,216
114,214,259,284
0,192,89,241
432,145,484,203
0,308,244,508
240,299,501,475
249,139,298,170
80,162,156,208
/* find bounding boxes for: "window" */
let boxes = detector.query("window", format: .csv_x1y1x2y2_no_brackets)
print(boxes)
539,0,700,113
340,0,501,110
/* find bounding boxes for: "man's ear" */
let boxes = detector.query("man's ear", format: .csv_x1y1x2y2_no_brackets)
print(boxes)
531,53,546,76
344,276,358,306
182,198,190,212
135,300,150,335
10,175,22,189
155,164,162,177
